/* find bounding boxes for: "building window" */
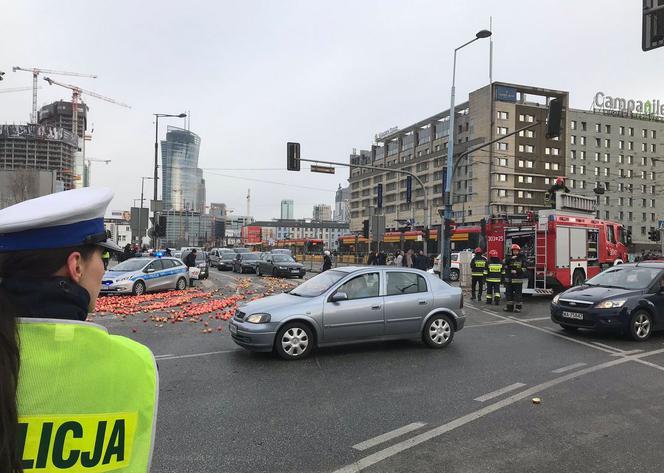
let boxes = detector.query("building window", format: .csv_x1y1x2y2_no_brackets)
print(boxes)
651,172,656,181
579,165,586,174
619,126,625,135
518,129,535,138
579,180,586,189
641,143,647,152
495,158,508,166
651,130,657,139
544,177,551,185
652,144,656,153
604,139,610,147
627,155,633,164
595,138,601,147
580,136,586,145
519,114,534,122
619,140,624,149
544,147,560,155
497,189,507,197
604,168,609,177
594,152,600,161
570,164,576,174
570,150,576,160
570,120,577,130
497,126,508,135
618,155,624,164
496,142,508,151
604,153,610,162
628,141,634,150
435,145,440,151
595,123,601,132
545,162,560,171
594,167,600,176
642,129,648,138
605,124,611,134
497,111,508,120
580,150,586,160
517,175,533,184
496,174,507,182
570,135,576,144
629,127,634,136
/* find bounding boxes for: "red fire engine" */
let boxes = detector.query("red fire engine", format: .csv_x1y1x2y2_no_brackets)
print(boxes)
453,193,629,294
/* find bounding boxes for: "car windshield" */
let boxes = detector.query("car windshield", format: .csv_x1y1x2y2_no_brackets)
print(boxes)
290,270,346,297
585,266,661,289
109,258,150,272
242,254,259,260
221,254,235,260
273,255,295,263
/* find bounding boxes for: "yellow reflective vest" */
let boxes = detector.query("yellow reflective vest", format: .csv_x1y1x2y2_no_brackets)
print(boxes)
484,261,504,283
16,319,158,472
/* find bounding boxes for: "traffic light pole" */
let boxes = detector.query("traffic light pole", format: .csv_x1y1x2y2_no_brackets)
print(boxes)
438,120,542,279
298,157,431,232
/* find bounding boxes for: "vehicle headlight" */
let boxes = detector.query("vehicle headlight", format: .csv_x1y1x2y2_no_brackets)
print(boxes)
552,294,560,304
596,299,626,309
246,313,271,324
278,266,288,269
116,275,132,282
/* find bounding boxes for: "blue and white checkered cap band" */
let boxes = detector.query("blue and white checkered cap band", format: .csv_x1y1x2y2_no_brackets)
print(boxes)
0,218,107,252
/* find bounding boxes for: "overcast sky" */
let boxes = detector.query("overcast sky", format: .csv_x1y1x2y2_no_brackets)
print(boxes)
2,1,661,220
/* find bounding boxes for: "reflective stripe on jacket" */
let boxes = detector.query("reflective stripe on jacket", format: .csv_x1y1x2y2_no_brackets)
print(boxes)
484,261,503,282
470,256,487,276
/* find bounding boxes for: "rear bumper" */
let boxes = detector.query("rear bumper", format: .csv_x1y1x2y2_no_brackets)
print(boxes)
275,268,305,277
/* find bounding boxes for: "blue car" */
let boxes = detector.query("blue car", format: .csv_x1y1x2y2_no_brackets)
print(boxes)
551,262,664,341
101,257,190,296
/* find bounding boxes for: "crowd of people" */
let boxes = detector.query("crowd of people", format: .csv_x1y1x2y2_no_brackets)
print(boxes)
366,249,433,270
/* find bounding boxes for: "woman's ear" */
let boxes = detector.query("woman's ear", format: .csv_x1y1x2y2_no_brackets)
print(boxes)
64,251,83,283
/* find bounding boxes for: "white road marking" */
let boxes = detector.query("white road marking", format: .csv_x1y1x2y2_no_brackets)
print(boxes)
516,316,550,322
591,341,625,352
463,320,515,328
352,422,427,451
473,383,526,402
155,349,240,361
551,362,587,373
154,353,175,358
334,348,664,473
610,349,643,356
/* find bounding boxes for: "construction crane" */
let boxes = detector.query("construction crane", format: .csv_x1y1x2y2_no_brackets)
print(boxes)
43,77,130,139
84,158,112,187
12,66,97,123
0,86,41,94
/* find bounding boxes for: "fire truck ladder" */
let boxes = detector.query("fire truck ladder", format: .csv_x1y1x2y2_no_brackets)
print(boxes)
534,227,548,292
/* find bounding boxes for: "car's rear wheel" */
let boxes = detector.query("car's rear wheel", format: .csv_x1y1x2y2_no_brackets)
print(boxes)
560,324,578,332
449,269,460,282
176,277,187,290
423,314,454,348
629,310,652,341
275,323,314,360
132,280,146,296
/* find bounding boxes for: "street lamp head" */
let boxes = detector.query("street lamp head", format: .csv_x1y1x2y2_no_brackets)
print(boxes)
476,29,492,39
178,113,187,118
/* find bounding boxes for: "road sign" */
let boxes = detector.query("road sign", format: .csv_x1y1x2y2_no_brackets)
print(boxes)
658,219,664,230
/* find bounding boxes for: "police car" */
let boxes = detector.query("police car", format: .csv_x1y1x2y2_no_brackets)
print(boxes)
101,257,190,295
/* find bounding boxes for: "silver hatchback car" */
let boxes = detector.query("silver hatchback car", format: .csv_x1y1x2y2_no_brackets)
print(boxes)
229,266,465,360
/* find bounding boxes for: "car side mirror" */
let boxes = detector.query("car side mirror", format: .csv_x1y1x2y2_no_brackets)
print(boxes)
330,292,348,303
145,268,155,273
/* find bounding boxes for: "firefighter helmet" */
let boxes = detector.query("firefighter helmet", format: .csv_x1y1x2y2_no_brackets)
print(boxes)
555,176,564,186
474,247,483,254
511,243,521,251
489,249,498,258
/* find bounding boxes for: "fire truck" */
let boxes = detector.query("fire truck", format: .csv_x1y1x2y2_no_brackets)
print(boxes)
452,193,629,295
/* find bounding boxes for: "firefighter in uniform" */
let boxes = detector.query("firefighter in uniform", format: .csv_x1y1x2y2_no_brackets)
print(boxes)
470,247,487,301
0,188,158,472
503,243,528,312
484,250,503,305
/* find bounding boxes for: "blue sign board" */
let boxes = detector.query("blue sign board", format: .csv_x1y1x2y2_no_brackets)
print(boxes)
495,86,517,103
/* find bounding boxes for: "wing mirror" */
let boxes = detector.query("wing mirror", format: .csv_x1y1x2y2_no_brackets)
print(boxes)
330,292,348,303
145,268,155,273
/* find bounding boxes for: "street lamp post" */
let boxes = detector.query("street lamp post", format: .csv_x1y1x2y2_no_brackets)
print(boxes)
153,112,187,248
441,29,492,280
139,176,153,248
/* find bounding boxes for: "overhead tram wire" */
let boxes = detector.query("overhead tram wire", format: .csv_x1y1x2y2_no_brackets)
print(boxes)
202,170,337,193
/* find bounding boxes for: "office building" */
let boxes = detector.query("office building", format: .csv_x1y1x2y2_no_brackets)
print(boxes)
312,203,332,221
0,124,76,192
348,82,569,233
38,101,88,188
281,199,294,219
334,184,350,223
161,126,205,212
566,107,664,249
161,210,214,248
104,217,133,247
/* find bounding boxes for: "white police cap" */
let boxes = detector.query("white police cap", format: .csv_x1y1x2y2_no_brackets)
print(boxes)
0,187,123,253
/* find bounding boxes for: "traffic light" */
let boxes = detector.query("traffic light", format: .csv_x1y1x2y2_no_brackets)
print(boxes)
648,229,660,241
156,216,167,237
0,71,4,81
546,98,563,139
287,142,301,171
443,218,454,238
362,219,369,239
376,183,383,209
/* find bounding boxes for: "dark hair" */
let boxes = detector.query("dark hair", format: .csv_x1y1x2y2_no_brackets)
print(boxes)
0,245,98,472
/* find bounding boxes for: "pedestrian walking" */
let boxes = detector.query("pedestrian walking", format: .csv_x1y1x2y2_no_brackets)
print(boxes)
405,249,414,268
484,249,503,305
415,250,428,271
503,243,528,313
394,250,404,267
0,188,158,473
367,251,376,265
184,249,198,287
322,250,332,272
102,249,111,270
377,251,387,265
470,247,487,301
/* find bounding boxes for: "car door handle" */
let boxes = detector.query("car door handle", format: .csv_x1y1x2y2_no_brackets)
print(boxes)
418,301,428,305
371,305,381,310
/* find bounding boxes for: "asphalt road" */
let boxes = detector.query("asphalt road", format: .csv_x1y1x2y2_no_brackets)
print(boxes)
93,270,664,473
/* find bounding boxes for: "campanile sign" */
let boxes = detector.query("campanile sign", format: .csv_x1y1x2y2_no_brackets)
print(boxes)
594,91,664,117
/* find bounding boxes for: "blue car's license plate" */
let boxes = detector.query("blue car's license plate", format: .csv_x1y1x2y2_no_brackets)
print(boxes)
562,311,583,320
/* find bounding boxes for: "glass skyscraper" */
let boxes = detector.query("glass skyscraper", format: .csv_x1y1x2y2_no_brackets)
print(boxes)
161,126,205,212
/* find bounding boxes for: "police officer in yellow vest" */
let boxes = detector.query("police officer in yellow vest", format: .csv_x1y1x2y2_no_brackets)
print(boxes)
484,249,503,305
469,247,487,301
0,188,158,473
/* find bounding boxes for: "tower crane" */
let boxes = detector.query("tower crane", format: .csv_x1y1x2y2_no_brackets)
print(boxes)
0,86,42,94
12,66,97,123
42,77,130,138
83,158,112,187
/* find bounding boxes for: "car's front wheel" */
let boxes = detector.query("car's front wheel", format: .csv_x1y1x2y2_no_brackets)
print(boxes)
449,269,460,282
275,322,314,360
629,310,652,341
423,314,454,348
132,280,146,296
176,277,187,290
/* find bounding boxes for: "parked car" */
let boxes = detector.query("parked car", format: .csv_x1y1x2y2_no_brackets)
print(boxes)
229,266,465,360
182,250,210,279
256,254,305,278
551,262,664,341
100,257,189,295
233,252,261,273
217,252,237,271
433,252,461,280
209,248,234,267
